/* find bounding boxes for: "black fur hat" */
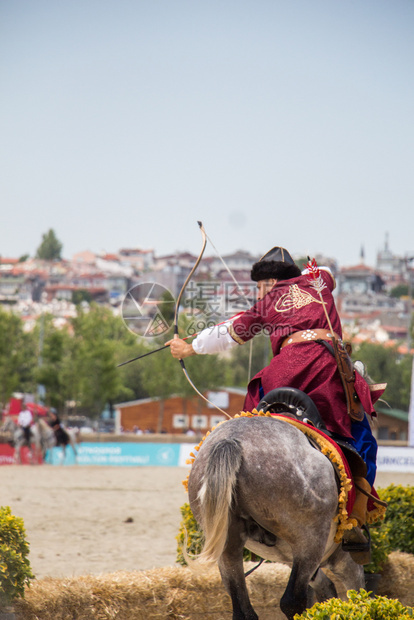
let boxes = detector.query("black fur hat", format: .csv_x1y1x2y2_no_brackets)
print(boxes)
251,247,301,282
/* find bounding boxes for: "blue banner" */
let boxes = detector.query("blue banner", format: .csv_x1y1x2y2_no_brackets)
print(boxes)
45,442,184,466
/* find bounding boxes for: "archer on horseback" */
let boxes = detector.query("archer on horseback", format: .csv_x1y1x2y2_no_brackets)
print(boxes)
168,246,386,562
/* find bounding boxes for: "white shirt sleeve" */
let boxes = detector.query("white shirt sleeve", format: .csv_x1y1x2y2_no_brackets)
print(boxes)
192,321,239,355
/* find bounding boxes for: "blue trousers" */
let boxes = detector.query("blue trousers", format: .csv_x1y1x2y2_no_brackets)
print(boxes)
347,414,378,487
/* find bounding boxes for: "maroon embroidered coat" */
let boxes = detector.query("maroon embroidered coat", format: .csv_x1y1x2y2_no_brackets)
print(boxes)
229,270,377,439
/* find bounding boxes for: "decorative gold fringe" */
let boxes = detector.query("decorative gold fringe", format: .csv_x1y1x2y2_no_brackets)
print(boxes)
182,410,384,541
367,503,387,524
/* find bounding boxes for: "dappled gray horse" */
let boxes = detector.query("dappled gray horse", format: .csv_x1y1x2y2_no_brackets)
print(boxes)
187,415,364,620
1,417,42,464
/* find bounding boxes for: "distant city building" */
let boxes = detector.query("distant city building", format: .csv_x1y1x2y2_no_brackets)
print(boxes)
375,232,413,291
206,250,260,275
0,241,412,353
338,264,385,295
339,293,405,316
72,250,97,265
118,248,155,272
376,233,403,276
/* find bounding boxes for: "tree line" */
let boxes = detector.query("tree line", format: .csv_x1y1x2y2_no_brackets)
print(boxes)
0,304,411,419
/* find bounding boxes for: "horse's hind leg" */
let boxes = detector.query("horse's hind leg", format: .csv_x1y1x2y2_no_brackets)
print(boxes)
280,559,314,620
324,546,365,597
218,516,258,620
280,538,332,619
14,445,22,464
309,567,338,602
29,443,36,465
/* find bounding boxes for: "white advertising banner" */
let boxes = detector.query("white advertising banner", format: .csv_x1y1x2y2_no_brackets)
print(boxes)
377,446,414,472
179,443,196,467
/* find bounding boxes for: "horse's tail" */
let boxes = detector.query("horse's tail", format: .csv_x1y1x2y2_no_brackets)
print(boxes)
193,437,243,567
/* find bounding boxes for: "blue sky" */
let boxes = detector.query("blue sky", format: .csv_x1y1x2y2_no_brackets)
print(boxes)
1,0,413,267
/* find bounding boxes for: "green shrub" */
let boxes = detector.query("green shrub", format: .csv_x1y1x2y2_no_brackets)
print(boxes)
176,503,261,565
176,503,205,566
0,506,34,607
377,485,414,555
294,589,414,619
364,484,414,573
364,519,392,574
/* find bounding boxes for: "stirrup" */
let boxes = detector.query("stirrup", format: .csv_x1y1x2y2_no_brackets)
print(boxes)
342,524,371,553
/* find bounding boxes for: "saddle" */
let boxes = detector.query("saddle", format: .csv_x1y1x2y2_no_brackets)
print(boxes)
257,387,367,479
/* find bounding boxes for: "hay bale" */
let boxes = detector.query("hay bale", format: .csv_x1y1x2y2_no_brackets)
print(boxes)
13,564,290,620
377,551,414,606
13,554,414,619
14,568,186,620
246,562,290,619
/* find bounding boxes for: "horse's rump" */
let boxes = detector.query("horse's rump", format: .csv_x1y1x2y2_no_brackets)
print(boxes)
188,416,339,563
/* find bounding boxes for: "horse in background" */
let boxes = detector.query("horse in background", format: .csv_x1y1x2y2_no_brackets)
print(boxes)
1,417,43,464
37,418,79,464
187,414,365,620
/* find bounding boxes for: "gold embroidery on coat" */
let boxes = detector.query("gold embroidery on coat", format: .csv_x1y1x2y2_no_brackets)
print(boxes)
275,284,323,313
228,323,246,345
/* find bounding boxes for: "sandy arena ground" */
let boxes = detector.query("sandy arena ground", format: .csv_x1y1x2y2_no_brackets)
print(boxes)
1,465,413,580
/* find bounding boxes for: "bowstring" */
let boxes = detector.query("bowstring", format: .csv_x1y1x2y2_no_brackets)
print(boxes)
204,231,254,382
175,222,231,418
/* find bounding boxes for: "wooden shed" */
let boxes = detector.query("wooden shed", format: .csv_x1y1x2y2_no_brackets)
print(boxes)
115,388,246,435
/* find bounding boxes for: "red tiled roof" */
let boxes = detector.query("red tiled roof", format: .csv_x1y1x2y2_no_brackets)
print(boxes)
119,248,154,255
340,264,374,273
77,272,106,279
339,310,381,320
0,257,19,264
44,284,107,293
381,325,408,332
